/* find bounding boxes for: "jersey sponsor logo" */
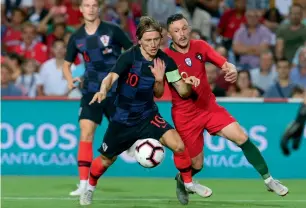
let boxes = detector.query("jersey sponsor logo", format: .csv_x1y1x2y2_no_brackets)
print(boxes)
100,35,110,47
195,53,204,62
185,58,192,67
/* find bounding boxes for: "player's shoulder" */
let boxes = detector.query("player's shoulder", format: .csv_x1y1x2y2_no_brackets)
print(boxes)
100,21,122,32
120,45,136,60
70,24,85,39
190,39,212,53
157,49,174,62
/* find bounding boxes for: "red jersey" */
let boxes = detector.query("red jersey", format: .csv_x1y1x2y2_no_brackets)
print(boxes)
217,9,246,39
3,27,22,52
13,41,48,64
164,40,226,112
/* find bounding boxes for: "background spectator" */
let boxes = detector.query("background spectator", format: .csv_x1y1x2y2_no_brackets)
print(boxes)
265,58,296,98
39,39,72,96
1,63,23,97
15,59,42,97
250,50,277,92
228,70,261,97
233,9,273,69
275,4,306,62
290,47,306,88
206,62,226,97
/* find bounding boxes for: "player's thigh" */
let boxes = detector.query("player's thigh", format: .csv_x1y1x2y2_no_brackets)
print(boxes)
79,94,105,125
99,122,138,161
138,112,184,152
217,122,248,145
205,104,236,136
175,122,204,159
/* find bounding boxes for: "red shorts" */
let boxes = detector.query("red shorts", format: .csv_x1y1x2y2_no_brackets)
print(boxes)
172,102,236,158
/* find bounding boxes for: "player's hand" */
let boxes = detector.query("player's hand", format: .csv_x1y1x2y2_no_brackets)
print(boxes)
68,77,82,90
149,58,166,82
184,76,200,87
222,62,237,83
89,91,106,105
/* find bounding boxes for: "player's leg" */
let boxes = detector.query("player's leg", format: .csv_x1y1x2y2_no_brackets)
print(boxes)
159,129,212,198
70,95,104,196
171,114,207,204
206,105,288,196
80,122,136,205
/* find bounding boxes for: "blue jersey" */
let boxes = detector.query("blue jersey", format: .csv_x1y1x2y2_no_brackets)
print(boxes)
110,45,181,126
65,21,133,95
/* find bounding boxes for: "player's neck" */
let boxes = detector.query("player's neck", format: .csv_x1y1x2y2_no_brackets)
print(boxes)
140,46,154,61
172,42,190,54
84,18,101,35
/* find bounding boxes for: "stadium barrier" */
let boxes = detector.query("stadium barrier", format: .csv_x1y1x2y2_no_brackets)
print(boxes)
1,97,306,178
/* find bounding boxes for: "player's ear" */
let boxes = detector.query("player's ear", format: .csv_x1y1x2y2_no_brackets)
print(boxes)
167,32,172,40
138,39,141,45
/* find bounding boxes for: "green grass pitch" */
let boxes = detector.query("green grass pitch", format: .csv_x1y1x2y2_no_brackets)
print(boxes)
1,177,306,208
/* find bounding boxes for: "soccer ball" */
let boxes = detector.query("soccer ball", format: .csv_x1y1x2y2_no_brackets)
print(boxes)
134,138,165,168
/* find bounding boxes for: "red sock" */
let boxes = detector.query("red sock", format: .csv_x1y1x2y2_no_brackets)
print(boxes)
173,149,192,183
77,141,93,180
89,156,108,186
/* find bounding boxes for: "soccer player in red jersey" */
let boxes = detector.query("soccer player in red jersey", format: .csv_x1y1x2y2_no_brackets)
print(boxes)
164,14,289,205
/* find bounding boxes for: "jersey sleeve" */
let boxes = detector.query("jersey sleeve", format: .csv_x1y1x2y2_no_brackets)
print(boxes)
111,49,133,76
201,41,226,68
165,56,181,83
113,24,133,50
65,34,78,63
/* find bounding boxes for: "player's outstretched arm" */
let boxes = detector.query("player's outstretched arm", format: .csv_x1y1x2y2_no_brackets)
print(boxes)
89,72,119,105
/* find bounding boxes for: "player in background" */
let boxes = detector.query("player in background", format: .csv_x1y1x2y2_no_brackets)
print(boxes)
164,14,289,205
79,16,212,206
281,91,306,155
63,0,133,196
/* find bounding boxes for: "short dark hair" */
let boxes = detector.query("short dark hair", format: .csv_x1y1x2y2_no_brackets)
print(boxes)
136,16,162,40
277,57,290,64
79,0,102,6
290,3,303,13
166,13,187,30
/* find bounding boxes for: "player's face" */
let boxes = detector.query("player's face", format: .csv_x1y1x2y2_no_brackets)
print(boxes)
168,18,191,48
80,0,100,22
139,31,161,57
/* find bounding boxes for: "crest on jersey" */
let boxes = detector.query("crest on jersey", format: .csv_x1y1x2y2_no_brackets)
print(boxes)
195,53,204,62
185,58,192,67
100,35,110,47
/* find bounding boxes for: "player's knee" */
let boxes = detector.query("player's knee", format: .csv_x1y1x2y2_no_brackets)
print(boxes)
172,139,185,153
79,120,97,142
100,155,117,168
235,132,248,146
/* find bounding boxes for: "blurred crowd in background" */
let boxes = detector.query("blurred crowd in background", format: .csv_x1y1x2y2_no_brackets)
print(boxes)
1,0,306,99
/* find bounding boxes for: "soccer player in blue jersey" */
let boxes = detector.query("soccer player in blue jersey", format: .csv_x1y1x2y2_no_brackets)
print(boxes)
63,0,133,196
78,16,212,206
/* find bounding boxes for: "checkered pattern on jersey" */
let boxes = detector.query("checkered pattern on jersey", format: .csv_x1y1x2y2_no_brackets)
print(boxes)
73,25,122,95
112,55,158,126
